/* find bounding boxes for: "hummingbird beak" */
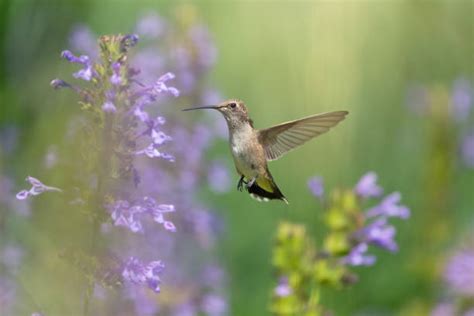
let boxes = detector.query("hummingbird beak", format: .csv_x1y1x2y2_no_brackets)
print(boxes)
182,105,220,111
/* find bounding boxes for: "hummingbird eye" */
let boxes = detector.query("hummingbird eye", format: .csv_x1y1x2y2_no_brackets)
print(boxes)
229,102,237,109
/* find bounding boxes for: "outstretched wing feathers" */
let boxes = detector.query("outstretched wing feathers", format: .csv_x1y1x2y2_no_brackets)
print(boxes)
258,111,348,161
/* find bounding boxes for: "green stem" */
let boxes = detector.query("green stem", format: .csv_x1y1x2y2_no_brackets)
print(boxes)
307,285,320,314
82,114,113,316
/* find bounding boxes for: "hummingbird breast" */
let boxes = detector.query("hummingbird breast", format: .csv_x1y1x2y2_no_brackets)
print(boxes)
229,124,266,178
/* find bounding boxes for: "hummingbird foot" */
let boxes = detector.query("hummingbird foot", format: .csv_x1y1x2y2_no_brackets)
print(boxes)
237,175,247,192
246,177,257,189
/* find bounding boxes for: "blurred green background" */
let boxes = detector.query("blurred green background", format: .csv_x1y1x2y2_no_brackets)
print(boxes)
1,1,473,315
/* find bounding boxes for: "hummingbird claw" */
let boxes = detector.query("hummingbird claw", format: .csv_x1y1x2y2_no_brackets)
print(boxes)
237,175,247,192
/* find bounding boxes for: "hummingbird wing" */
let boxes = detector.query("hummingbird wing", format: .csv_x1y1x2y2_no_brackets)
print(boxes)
258,110,348,161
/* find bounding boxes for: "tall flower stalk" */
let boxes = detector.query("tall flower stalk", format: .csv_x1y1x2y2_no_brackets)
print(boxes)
52,33,178,314
270,172,410,315
406,79,473,282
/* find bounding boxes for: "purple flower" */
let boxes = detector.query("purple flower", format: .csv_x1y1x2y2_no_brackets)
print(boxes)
128,86,178,162
354,172,383,198
342,243,376,266
102,101,117,113
106,197,176,233
461,131,474,168
444,246,474,297
133,106,150,122
307,176,324,198
132,112,173,161
74,66,94,81
274,276,292,297
121,34,139,51
151,129,171,145
61,50,95,81
108,200,143,233
61,50,89,63
135,144,174,161
122,257,164,293
135,123,174,160
148,200,176,232
16,176,62,200
110,62,123,86
354,218,398,252
366,192,410,219
341,176,410,268
153,72,179,97
451,78,472,121
163,221,177,232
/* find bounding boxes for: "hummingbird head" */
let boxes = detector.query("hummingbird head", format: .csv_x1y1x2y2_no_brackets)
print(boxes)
183,99,253,128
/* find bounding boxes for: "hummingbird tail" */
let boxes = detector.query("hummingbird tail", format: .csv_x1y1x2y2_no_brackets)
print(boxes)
247,176,288,204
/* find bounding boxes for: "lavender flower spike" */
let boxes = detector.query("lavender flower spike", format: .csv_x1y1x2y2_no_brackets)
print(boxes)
16,176,62,200
355,171,383,198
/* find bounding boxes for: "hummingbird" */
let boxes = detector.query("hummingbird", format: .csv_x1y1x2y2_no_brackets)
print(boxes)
183,100,348,204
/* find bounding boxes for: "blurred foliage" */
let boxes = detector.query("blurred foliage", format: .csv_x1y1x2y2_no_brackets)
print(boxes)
271,222,323,316
1,1,473,316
